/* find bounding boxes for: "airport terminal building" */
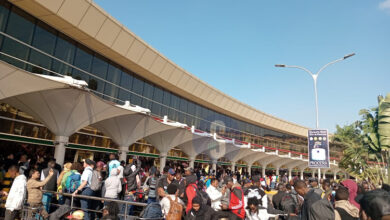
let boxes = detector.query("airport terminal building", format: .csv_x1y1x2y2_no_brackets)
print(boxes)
0,0,343,178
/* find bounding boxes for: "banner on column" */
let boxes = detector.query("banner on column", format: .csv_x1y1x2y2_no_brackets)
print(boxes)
308,129,330,168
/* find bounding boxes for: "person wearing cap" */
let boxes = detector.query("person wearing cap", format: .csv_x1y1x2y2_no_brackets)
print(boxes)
73,159,95,220
4,166,26,220
157,168,179,200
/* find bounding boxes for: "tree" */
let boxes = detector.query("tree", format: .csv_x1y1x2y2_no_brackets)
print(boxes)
335,93,390,184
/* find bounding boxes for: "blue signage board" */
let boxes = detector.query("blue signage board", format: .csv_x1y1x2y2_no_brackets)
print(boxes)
308,129,330,168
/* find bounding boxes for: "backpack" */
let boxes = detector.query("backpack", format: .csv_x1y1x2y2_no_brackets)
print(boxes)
65,172,81,193
335,207,359,220
141,202,163,218
281,193,298,214
246,187,265,206
147,177,157,198
90,170,102,191
185,185,210,206
166,196,183,220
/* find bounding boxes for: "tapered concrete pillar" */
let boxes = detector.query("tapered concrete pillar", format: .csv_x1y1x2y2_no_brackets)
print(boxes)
231,161,236,172
276,167,280,176
54,136,69,166
248,165,252,176
119,146,128,162
334,171,337,180
189,156,196,168
322,170,327,180
312,170,315,177
262,167,266,177
160,152,168,173
288,168,292,180
300,169,304,180
211,159,218,173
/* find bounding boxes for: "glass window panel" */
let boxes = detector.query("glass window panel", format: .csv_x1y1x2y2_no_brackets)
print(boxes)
161,91,171,116
28,21,57,75
151,87,163,116
52,33,76,75
169,94,179,121
118,71,133,102
72,45,93,83
104,63,121,102
0,6,34,69
131,77,144,106
141,83,153,109
90,55,108,93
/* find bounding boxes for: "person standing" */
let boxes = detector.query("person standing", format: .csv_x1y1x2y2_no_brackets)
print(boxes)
103,168,122,200
108,154,120,177
206,178,225,211
294,180,321,220
4,166,27,220
216,176,246,220
41,158,59,213
72,159,95,220
26,168,53,219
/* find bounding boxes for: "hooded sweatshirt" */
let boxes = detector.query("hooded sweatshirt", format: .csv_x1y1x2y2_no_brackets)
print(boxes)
104,168,122,199
334,200,360,220
185,196,215,220
341,180,360,209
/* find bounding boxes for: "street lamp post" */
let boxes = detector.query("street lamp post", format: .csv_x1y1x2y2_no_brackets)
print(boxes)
275,53,355,180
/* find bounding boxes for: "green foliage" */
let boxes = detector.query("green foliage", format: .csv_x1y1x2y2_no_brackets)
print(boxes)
335,93,390,184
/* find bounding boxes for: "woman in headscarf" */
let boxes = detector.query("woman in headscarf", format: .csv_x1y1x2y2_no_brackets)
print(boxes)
341,179,360,209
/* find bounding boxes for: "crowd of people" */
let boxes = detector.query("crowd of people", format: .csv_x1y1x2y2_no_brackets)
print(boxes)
0,152,390,220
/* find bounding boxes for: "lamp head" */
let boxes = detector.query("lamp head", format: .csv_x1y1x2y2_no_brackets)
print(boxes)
275,64,286,67
343,53,355,59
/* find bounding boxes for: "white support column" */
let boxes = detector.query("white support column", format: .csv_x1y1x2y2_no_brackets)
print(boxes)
159,152,168,173
262,166,266,177
119,146,128,162
54,136,69,166
322,170,327,180
312,169,315,177
276,167,280,176
211,159,218,173
333,170,338,180
189,156,196,169
231,161,236,172
288,168,292,180
248,165,252,176
300,169,304,180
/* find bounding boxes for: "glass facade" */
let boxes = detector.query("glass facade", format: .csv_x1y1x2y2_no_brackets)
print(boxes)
0,1,342,158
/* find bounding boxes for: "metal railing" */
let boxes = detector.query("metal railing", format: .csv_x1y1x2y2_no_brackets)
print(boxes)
39,190,163,220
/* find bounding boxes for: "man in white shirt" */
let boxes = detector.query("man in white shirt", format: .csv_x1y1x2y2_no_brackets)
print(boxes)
73,159,95,220
206,178,225,211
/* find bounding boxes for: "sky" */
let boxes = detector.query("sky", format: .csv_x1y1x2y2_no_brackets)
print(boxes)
95,0,390,132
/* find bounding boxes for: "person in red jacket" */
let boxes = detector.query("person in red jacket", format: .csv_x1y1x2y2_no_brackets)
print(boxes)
184,174,198,214
215,176,246,220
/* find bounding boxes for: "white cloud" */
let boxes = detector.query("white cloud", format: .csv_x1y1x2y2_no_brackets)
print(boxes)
379,0,390,12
